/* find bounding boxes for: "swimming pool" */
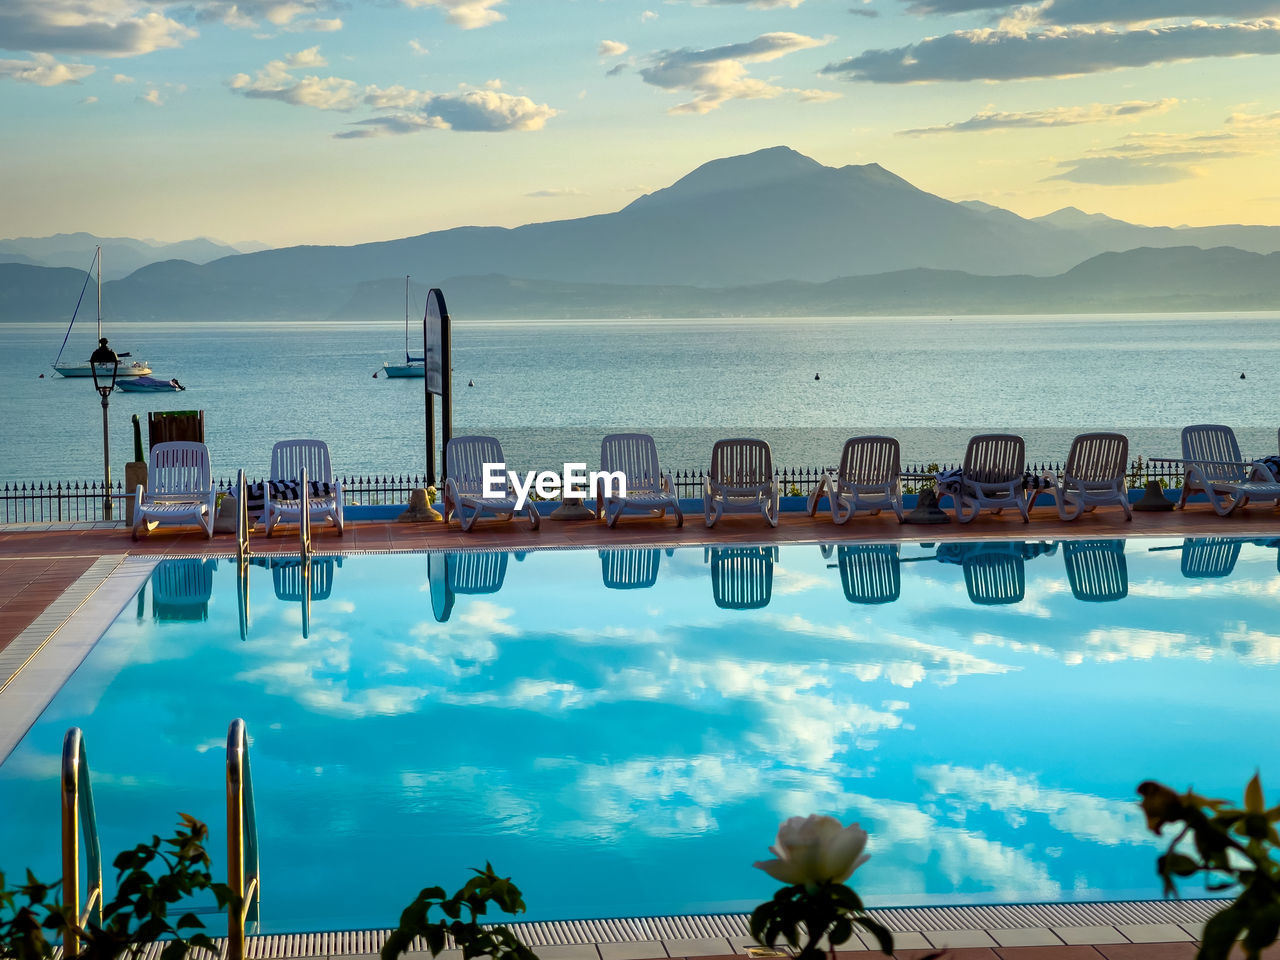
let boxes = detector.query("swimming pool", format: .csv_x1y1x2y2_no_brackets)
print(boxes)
2,537,1278,933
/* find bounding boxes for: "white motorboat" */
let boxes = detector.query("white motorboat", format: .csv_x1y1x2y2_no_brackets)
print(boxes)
51,246,152,378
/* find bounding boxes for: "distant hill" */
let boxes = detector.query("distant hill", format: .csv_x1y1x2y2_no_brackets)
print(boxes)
5,147,1280,321
0,232,257,280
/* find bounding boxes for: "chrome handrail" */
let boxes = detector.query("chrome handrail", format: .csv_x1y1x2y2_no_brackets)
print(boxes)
299,466,311,557
61,727,103,956
236,468,251,559
226,719,260,960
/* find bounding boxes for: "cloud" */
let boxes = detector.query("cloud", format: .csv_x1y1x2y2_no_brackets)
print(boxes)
284,17,341,31
823,18,1280,83
113,72,134,83
694,0,806,7
80,94,98,102
1046,122,1274,184
641,10,658,21
196,0,337,30
138,86,163,104
0,0,195,57
901,0,1280,25
409,38,429,54
900,97,1177,134
283,45,326,67
231,54,559,132
0,52,94,85
606,62,628,76
230,56,360,109
526,187,585,197
400,0,506,29
598,39,628,57
850,4,880,15
639,31,833,114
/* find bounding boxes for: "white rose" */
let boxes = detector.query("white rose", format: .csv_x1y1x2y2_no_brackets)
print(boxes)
753,814,870,887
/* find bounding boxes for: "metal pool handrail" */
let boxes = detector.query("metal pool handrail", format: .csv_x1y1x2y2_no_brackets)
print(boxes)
226,718,260,960
61,727,104,956
236,469,251,559
299,465,311,557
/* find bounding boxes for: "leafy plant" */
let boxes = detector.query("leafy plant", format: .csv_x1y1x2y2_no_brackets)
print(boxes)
749,815,894,959
1140,775,1280,960
0,815,228,960
382,864,538,960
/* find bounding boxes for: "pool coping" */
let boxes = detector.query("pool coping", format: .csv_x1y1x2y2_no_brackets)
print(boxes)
120,899,1229,959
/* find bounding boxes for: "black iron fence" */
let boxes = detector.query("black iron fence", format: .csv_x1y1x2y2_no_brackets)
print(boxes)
0,459,1192,525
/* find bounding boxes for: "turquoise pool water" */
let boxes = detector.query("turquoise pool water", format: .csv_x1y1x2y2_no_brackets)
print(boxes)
2,537,1279,933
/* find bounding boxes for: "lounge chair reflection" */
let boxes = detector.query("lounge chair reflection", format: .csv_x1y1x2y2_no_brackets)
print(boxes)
705,545,778,610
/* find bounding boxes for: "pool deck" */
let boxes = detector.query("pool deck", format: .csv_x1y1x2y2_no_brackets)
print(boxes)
2,502,1278,959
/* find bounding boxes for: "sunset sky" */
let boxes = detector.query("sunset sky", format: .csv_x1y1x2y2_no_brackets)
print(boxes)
3,0,1280,248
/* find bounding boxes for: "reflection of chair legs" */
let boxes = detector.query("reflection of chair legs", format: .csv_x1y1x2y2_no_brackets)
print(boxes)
600,549,661,590
151,558,218,622
707,546,778,610
1181,538,1242,579
1063,540,1128,602
963,550,1025,605
837,544,901,605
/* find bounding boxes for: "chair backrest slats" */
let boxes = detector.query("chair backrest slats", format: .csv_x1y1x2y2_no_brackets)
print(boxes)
271,440,333,485
602,434,662,492
149,442,211,496
710,439,773,488
447,436,507,496
840,436,900,487
1181,537,1242,579
1182,425,1247,484
601,549,661,590
838,544,900,604
450,551,508,593
708,546,776,610
1063,540,1128,602
963,434,1025,485
1064,432,1128,484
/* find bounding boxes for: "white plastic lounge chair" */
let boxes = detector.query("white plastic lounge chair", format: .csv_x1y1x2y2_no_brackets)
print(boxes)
132,441,216,540
1056,432,1132,521
1177,424,1280,516
1062,540,1128,602
597,433,683,528
443,436,541,532
263,439,344,537
952,434,1030,524
807,436,904,524
704,438,779,528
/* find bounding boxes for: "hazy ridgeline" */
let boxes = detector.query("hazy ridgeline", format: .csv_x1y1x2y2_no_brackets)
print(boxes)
2,314,1278,484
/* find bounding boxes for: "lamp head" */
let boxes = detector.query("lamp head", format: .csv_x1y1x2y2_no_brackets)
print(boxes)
90,338,120,396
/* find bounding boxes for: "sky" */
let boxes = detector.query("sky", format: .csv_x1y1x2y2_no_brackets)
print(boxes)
2,0,1280,248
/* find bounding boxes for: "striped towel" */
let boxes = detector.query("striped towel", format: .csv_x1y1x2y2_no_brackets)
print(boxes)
934,467,1055,498
244,480,334,515
1257,455,1280,478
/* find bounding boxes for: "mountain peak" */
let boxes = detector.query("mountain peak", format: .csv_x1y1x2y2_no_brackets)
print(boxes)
1035,206,1130,229
622,146,823,211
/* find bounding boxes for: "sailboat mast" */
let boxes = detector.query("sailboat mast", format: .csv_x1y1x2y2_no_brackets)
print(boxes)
96,246,102,341
405,275,410,358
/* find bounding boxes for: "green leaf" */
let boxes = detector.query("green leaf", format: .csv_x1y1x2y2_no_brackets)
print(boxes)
1200,905,1249,960
857,917,894,957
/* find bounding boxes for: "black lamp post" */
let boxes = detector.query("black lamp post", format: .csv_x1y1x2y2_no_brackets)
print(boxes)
89,337,120,519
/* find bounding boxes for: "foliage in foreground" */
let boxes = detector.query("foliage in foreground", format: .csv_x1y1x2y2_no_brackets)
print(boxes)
381,864,538,960
0,814,229,960
1141,774,1280,960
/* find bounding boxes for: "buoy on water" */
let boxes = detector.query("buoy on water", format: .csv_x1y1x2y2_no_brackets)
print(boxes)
814,373,820,381
372,371,379,379
468,379,475,387
1241,372,1247,379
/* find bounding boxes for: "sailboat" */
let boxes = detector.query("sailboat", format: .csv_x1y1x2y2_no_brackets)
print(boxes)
382,275,424,378
51,246,152,378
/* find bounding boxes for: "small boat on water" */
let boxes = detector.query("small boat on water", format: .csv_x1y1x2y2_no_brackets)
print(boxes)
52,246,152,378
116,376,185,393
382,275,425,378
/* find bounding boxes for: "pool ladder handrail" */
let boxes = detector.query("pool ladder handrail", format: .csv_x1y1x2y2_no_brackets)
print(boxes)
236,468,251,559
299,465,312,557
61,727,104,956
226,718,261,960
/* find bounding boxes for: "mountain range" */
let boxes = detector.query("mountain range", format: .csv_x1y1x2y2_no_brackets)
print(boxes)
4,146,1280,322
0,233,263,281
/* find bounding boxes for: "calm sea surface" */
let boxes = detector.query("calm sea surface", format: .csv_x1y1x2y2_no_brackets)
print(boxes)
2,314,1278,483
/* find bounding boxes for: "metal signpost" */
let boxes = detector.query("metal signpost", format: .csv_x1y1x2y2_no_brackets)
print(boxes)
422,288,452,484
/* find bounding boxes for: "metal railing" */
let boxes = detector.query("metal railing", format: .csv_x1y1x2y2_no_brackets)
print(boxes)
2,461,1196,523
226,718,260,960
61,727,104,957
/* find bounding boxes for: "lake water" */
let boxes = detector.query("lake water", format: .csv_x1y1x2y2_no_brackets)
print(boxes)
2,314,1278,484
